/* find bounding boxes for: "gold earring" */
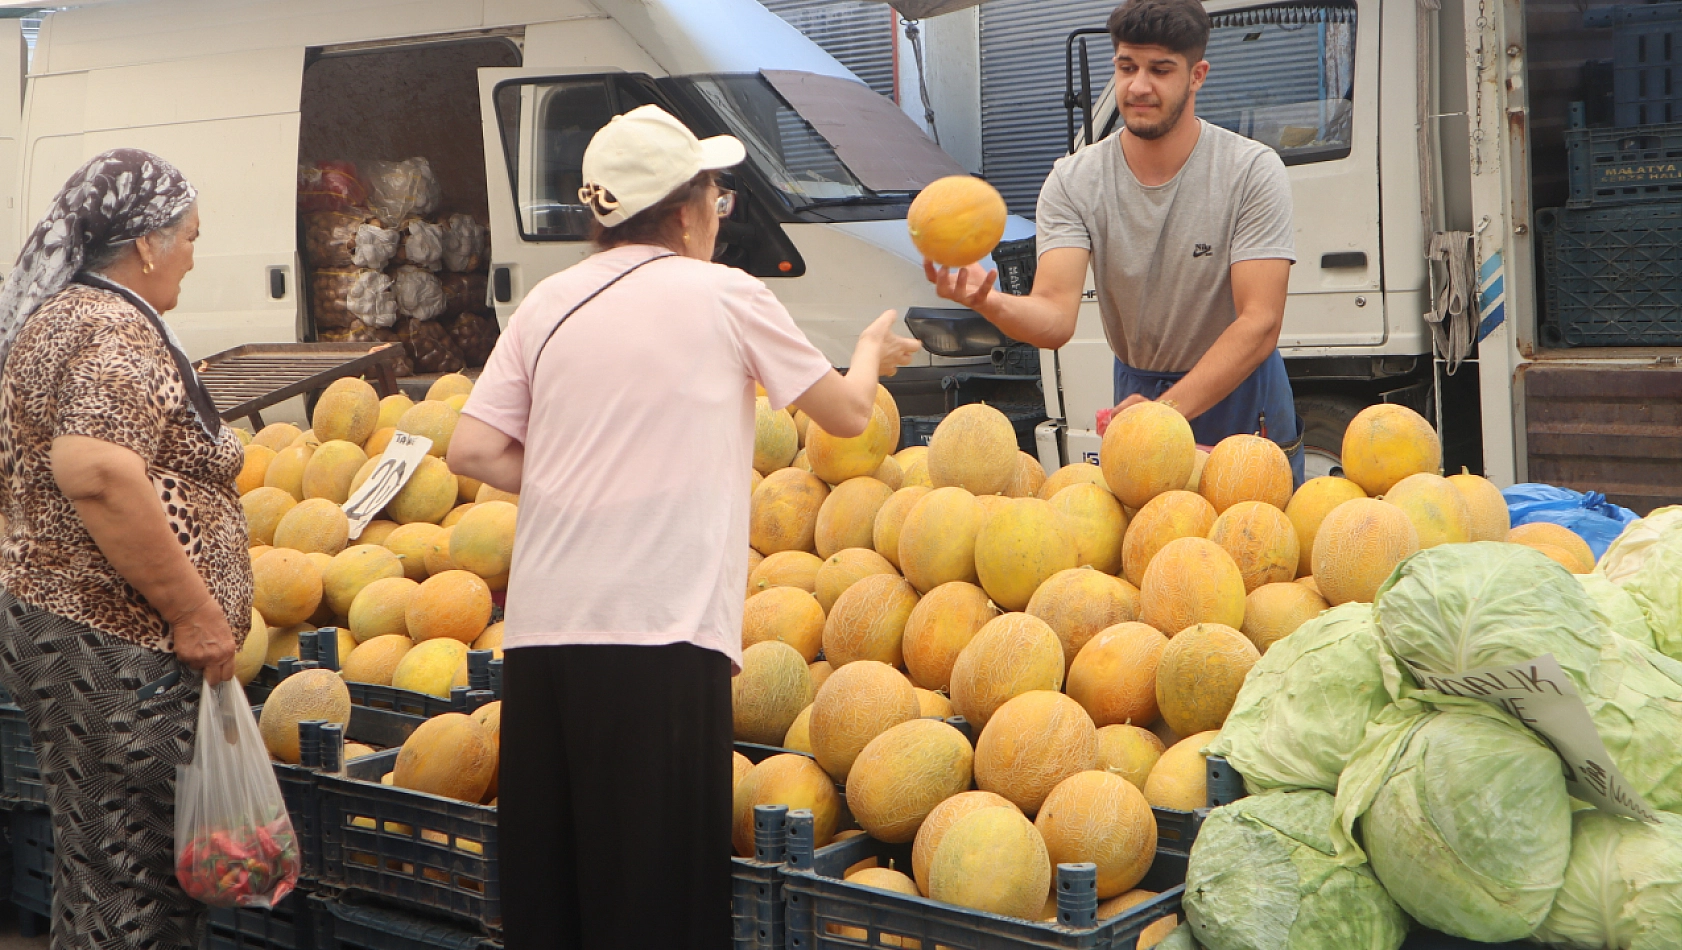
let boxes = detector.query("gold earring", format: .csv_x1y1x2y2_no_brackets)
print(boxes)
142,261,153,275
683,232,691,242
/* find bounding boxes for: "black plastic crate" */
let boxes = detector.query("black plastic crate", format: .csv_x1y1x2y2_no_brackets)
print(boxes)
0,703,42,806
1538,202,1682,346
343,684,462,719
1584,2,1682,126
901,404,1047,455
310,896,493,950
991,237,1038,296
1564,121,1682,208
11,806,51,933
990,344,1041,377
205,891,323,950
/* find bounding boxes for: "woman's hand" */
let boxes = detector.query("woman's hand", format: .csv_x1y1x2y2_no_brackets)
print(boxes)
171,599,236,685
860,310,922,378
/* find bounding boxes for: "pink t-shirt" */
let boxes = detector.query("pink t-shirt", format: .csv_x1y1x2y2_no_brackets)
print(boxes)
463,245,833,669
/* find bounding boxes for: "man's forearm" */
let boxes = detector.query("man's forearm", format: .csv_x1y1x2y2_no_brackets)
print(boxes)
1159,313,1280,421
978,292,1080,350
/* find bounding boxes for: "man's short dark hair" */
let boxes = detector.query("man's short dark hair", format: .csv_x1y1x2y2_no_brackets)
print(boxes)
1108,0,1212,64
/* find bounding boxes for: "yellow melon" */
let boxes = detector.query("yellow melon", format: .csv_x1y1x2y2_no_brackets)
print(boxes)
1186,448,1210,492
253,422,303,453
733,753,843,856
974,498,1079,612
910,791,1018,896
847,719,974,842
471,700,502,803
783,705,814,752
873,455,904,491
749,550,825,595
1206,501,1299,592
441,503,476,529
264,442,316,502
907,175,1008,267
475,484,519,506
1198,434,1293,515
823,574,920,668
230,426,254,446
347,576,419,642
236,444,277,496
1005,452,1047,498
1066,622,1167,728
391,637,470,697
901,581,1000,692
456,473,484,506
1121,490,1218,588
742,587,826,662
241,486,298,547
384,522,443,581
449,501,517,578
1297,575,1322,595
948,613,1065,729
751,468,831,555
1312,498,1421,605
814,477,895,559
376,394,414,432
249,545,273,563
424,373,472,402
360,520,401,547
1282,476,1367,576
1026,568,1141,670
927,404,1019,496
814,548,898,615
1509,522,1595,573
1529,542,1589,574
1341,404,1441,496
1143,731,1220,810
1048,483,1127,575
748,548,765,594
321,544,404,618
809,660,921,782
235,608,268,686
1384,472,1473,549
258,668,351,763
395,400,459,458
1241,582,1329,653
915,688,954,719
1100,402,1196,509
807,404,897,485
364,427,397,458
313,379,380,446
421,527,457,576
472,622,503,657
895,487,983,593
1035,770,1156,898
1154,623,1258,736
1139,537,1246,635
974,690,1098,814
344,742,376,761
264,624,307,667
792,449,811,473
754,396,799,475
386,455,459,525
733,751,754,791
341,634,415,686
407,570,493,643
733,641,815,745
895,445,929,469
394,713,495,802
1448,471,1511,542
348,456,380,497
810,658,836,688
791,408,812,446
252,549,325,627
1037,462,1109,501
1095,724,1165,792
929,805,1050,919
847,866,920,903
875,385,901,450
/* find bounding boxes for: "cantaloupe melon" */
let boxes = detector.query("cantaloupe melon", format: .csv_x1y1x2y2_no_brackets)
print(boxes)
314,379,380,447
1095,724,1165,792
846,719,974,842
348,456,381,498
471,700,502,803
395,400,459,458
1139,537,1246,635
242,487,297,547
974,498,1080,612
907,175,1008,267
252,549,325,627
949,614,1065,729
754,397,799,475
236,444,276,496
901,581,1000,692
1509,522,1595,573
249,545,273,563
1122,491,1218,588
1297,575,1322,596
1066,622,1167,728
895,443,930,474
749,550,825,595
1026,568,1142,670
742,587,826,662
1341,403,1441,496
342,634,415,686
873,456,904,491
449,501,517,578
258,668,351,763
394,713,495,802
1241,582,1329,654
1035,770,1156,898
322,544,404,618
783,705,814,753
814,477,895,559
1312,498,1421,605
809,660,921,782
751,469,831,555
747,548,765,594
823,574,920,668
1528,541,1591,574
1143,731,1220,810
347,577,419,642
897,487,983,593
391,638,470,698
387,456,459,525
273,497,349,556
733,751,754,791
235,609,268,686
1100,402,1196,510
376,393,414,432
974,690,1097,815
421,531,457,578
472,622,503,658
1448,471,1511,542
425,373,473,402
1206,501,1299,592
814,548,897,616
915,688,954,719
1154,623,1258,736
443,504,478,530
383,522,442,581
253,422,303,453
263,624,308,668
1005,452,1047,498
407,570,493,643
807,404,897,485
1037,462,1109,501
364,427,397,458
878,384,902,453
911,791,1019,896
733,641,815,745
1198,435,1292,514
263,442,315,501
1048,483,1127,575
733,753,843,856
929,806,1051,919
359,520,401,547
1186,449,1210,493
1384,472,1473,549
927,404,1019,496
1283,476,1366,576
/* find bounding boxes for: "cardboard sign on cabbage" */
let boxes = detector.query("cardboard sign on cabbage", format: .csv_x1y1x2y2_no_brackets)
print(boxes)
1187,539,1682,950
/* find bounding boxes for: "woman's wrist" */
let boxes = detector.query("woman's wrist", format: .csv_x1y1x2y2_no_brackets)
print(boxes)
164,594,214,627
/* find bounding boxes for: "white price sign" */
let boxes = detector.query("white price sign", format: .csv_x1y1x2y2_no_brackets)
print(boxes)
342,431,434,539
1409,654,1659,822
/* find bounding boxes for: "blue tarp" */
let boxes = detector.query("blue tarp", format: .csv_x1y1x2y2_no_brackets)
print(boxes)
1502,483,1639,560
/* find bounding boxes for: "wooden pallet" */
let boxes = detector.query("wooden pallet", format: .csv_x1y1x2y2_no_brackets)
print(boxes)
197,343,404,430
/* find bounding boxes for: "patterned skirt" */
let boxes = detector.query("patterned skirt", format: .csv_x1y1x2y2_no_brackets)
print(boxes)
0,590,207,950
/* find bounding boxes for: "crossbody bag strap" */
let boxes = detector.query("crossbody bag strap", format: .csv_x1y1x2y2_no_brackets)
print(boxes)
528,252,677,377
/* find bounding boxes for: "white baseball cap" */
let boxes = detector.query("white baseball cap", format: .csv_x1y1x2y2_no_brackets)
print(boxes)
578,105,746,226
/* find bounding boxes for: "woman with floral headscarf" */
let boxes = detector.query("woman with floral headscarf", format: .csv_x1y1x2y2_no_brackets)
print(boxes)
0,149,250,948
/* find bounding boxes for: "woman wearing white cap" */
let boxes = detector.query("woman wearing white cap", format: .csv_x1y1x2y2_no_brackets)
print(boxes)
449,105,920,948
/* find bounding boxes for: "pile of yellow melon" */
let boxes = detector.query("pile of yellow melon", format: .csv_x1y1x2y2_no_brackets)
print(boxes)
234,372,511,702
732,395,1549,937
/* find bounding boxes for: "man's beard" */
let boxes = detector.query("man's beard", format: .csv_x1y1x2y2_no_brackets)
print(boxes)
1123,86,1191,141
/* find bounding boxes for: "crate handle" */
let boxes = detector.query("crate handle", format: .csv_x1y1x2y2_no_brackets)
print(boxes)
1056,862,1098,928
787,809,816,870
753,804,789,865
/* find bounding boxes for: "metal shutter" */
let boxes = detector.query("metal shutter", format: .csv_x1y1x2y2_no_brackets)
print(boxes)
761,0,899,99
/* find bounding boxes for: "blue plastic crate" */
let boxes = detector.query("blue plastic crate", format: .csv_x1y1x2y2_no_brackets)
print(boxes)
1538,202,1682,346
1564,122,1682,208
11,806,51,935
205,891,322,950
1584,3,1682,126
310,896,493,950
0,703,42,807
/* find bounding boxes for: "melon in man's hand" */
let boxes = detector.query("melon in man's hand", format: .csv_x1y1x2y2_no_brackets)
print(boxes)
909,176,1009,268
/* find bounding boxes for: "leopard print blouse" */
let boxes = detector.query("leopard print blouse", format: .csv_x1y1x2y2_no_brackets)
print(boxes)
0,284,253,651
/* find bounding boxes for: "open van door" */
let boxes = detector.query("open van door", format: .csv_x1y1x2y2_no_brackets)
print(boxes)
0,20,24,268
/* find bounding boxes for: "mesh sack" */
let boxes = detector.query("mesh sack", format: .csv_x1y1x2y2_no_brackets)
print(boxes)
362,158,441,223
297,161,367,214
352,222,400,270
441,214,490,273
303,211,374,268
391,265,446,321
394,217,445,271
447,312,500,367
317,328,413,377
441,272,489,318
397,316,465,374
312,268,396,330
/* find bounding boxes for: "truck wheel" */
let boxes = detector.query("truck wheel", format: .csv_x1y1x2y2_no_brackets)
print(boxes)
1294,395,1366,481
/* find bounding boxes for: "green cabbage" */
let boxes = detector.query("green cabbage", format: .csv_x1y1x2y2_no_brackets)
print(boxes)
1598,506,1682,659
1584,636,1682,812
1532,810,1682,950
1375,542,1607,693
1578,572,1658,649
1205,603,1409,793
1333,696,1572,942
1184,789,1408,950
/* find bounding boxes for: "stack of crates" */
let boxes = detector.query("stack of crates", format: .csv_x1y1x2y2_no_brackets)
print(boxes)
1546,3,1682,346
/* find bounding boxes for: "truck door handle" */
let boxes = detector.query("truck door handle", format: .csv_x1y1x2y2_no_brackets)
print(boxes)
267,266,288,300
492,266,513,304
1321,251,1368,269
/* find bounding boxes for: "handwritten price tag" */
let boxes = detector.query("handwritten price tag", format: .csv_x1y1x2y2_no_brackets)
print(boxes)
342,431,433,540
1409,654,1658,823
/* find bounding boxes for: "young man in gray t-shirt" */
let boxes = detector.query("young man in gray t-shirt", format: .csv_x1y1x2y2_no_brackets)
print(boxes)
929,0,1303,482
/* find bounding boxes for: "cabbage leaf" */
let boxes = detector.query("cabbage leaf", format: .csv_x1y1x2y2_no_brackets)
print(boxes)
1533,810,1682,950
1578,572,1658,649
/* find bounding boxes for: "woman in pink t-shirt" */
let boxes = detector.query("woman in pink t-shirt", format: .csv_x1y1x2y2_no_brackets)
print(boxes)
449,105,919,950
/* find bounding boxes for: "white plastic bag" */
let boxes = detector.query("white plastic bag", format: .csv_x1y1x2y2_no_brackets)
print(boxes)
352,223,400,270
362,158,441,223
399,218,445,271
174,679,301,909
441,214,489,273
346,270,398,329
392,265,446,321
